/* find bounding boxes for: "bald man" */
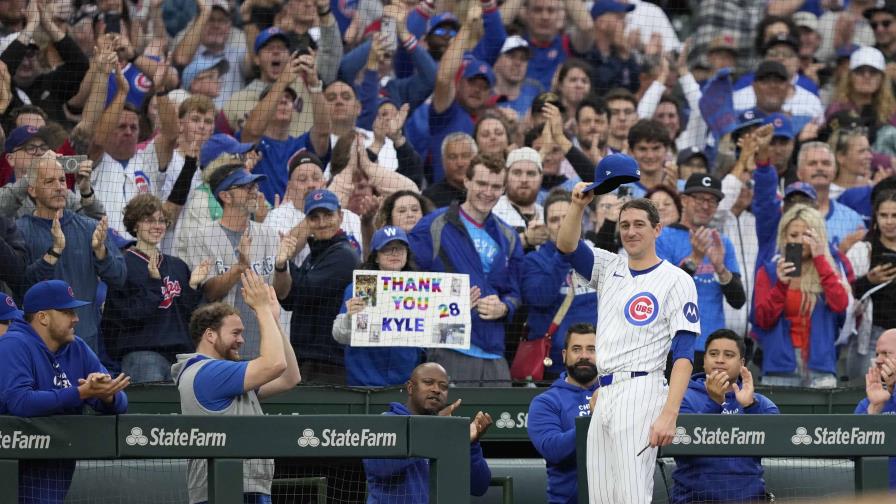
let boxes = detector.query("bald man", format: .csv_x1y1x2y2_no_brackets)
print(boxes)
362,363,494,503
855,328,896,489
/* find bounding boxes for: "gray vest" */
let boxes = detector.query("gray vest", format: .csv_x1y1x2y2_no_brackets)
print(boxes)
176,356,274,503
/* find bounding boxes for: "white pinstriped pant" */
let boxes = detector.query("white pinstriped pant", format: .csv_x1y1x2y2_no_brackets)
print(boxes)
587,372,667,504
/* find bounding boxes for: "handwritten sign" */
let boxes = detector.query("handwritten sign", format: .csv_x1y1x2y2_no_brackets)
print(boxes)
350,271,471,348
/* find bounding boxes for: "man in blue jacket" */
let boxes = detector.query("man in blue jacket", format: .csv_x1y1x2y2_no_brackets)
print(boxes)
0,279,129,504
363,362,493,503
855,328,896,489
410,153,524,386
672,329,779,503
0,292,23,335
527,324,598,504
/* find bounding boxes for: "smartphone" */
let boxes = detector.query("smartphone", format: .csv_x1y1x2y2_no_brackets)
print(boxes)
380,16,398,54
744,179,755,191
880,252,896,266
59,155,88,174
103,12,121,34
785,243,803,277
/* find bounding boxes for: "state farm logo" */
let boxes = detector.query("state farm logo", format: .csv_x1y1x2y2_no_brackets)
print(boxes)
0,430,51,449
673,426,765,445
792,427,885,446
672,427,692,445
495,412,514,429
297,428,398,447
126,427,149,446
298,429,320,447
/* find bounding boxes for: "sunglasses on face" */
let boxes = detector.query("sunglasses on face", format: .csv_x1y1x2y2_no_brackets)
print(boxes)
431,27,457,38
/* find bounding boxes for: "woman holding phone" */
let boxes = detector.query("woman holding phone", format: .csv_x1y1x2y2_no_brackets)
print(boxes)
847,190,896,382
753,204,850,388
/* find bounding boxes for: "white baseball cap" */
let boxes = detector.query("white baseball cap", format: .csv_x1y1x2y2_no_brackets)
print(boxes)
792,12,818,32
500,35,531,57
505,147,543,172
849,46,886,72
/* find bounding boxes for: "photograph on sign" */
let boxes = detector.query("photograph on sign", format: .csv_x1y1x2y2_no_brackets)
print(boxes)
351,271,471,348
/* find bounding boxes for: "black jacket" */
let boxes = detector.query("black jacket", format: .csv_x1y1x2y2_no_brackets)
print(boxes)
0,216,25,298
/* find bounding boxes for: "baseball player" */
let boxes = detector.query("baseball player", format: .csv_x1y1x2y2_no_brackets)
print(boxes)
555,155,700,504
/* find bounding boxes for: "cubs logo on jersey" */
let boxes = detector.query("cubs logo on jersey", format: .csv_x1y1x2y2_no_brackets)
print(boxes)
134,171,151,193
624,292,658,326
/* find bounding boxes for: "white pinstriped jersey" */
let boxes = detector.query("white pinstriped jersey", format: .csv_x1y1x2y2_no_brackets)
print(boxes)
585,246,700,374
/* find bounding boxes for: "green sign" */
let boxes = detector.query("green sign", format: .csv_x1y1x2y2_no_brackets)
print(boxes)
118,415,409,458
0,416,116,460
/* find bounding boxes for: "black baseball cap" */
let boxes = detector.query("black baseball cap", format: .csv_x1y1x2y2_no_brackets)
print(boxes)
755,60,789,81
682,173,724,201
287,149,324,177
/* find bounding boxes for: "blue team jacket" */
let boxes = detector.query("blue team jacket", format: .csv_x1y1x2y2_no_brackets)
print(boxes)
408,203,523,355
363,402,491,503
855,394,896,489
522,242,597,373
672,374,779,504
527,374,597,504
752,260,844,376
0,319,128,504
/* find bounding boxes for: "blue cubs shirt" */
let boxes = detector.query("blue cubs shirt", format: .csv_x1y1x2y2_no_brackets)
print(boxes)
460,208,499,274
655,224,740,350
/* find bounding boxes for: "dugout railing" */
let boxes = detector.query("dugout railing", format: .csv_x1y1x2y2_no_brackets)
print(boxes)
0,414,471,504
575,415,894,504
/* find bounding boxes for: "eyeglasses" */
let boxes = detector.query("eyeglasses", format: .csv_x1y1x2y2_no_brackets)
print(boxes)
16,143,49,156
431,27,457,38
872,19,893,30
689,194,720,207
766,49,796,59
141,217,170,228
379,245,407,256
231,183,259,193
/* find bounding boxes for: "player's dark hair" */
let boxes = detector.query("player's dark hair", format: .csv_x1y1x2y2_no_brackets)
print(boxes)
628,119,673,150
576,96,608,123
543,188,572,221
619,198,661,228
565,322,596,350
189,303,240,345
704,329,746,358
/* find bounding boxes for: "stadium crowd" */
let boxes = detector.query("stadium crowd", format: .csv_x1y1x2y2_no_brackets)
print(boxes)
2,0,896,501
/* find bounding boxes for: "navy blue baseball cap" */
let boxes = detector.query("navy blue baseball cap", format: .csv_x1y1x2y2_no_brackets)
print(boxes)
784,181,817,201
426,12,460,35
23,280,91,313
371,226,410,252
462,58,495,87
0,293,23,321
5,125,50,153
213,168,266,198
582,153,641,195
201,134,255,167
764,112,794,140
304,189,340,214
254,27,290,53
591,0,635,19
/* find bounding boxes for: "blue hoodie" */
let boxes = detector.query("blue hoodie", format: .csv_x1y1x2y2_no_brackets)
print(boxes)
672,373,778,504
527,373,597,504
363,402,491,503
0,319,128,503
522,241,597,374
855,394,896,489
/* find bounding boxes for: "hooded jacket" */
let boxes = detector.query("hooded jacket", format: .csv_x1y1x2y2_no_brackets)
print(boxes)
672,373,778,504
855,394,896,489
0,319,127,503
409,202,523,355
363,401,491,503
527,373,598,504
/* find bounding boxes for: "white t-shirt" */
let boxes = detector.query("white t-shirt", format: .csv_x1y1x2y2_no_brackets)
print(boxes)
491,195,543,231
91,141,164,239
265,201,364,265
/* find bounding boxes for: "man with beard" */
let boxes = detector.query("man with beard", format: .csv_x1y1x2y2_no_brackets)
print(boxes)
172,271,300,504
671,329,779,504
184,157,281,360
527,324,598,504
493,36,543,120
656,174,745,366
363,362,493,502
411,153,524,386
492,147,548,252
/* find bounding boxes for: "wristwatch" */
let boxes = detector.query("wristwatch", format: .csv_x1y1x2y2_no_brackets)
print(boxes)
681,258,698,276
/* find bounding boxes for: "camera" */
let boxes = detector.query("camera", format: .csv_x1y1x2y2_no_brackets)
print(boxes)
59,155,88,174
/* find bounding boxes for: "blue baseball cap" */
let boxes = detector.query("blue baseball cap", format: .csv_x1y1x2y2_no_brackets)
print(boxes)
23,280,91,313
254,27,290,54
582,153,641,195
4,125,50,153
784,181,817,201
731,108,765,140
371,226,410,252
462,58,495,87
591,0,635,19
304,189,340,214
182,54,229,92
426,12,460,35
200,134,255,167
764,112,794,140
213,168,266,198
0,293,23,321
